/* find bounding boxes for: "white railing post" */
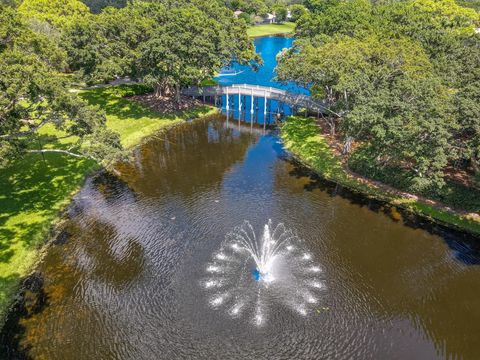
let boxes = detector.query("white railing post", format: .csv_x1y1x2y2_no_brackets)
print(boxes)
238,91,241,115
226,86,229,111
264,89,267,130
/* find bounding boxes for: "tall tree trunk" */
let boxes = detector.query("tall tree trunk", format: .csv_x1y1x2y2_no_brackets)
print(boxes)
320,112,335,136
342,136,353,156
175,83,181,104
155,83,162,98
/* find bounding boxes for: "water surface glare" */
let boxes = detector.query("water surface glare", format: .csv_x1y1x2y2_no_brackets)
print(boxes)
2,116,480,359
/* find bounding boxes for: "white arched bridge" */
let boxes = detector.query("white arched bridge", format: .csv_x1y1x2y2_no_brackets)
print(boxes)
182,84,328,119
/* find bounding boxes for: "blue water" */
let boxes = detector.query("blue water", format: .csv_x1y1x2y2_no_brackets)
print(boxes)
215,36,308,125
216,37,307,94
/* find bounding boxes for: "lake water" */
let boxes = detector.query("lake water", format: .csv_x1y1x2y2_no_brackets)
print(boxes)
1,37,480,360
215,36,308,125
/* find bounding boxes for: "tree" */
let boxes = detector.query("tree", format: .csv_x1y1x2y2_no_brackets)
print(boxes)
239,12,254,24
277,35,456,190
62,0,259,91
452,35,480,185
302,0,339,13
62,2,160,84
80,0,127,13
290,4,308,22
0,6,122,168
377,0,480,83
18,0,90,29
296,0,377,38
244,0,268,15
274,4,288,22
136,6,237,102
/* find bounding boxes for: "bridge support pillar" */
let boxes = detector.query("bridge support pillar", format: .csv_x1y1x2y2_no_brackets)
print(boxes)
263,90,267,130
238,92,241,117
250,89,254,126
226,88,229,111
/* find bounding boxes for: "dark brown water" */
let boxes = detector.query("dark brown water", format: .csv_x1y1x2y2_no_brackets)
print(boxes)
2,115,480,359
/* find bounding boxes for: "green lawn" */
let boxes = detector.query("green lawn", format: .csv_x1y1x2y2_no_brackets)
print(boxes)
281,117,480,235
0,84,216,322
247,22,295,37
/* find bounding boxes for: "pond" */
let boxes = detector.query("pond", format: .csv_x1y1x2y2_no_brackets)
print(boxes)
2,37,480,359
215,36,308,125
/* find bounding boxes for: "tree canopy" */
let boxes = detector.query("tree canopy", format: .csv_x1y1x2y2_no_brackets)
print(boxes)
1,0,258,167
278,0,480,190
0,5,120,168
18,0,90,28
62,0,260,99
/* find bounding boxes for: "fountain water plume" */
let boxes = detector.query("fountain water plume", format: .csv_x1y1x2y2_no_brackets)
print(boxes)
202,220,327,326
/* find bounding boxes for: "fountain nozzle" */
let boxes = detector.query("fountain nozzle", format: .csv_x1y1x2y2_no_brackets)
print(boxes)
252,268,262,282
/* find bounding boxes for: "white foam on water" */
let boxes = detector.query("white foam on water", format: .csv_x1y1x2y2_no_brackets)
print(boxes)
202,220,327,325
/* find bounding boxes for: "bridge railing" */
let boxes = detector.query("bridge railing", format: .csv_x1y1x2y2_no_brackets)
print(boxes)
182,84,328,112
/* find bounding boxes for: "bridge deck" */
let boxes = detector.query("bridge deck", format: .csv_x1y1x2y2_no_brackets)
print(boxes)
182,84,327,112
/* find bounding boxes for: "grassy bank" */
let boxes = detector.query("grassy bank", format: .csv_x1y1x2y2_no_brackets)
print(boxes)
247,22,295,37
281,117,480,235
0,85,216,322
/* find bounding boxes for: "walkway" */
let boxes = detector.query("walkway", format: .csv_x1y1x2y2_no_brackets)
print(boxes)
182,84,328,114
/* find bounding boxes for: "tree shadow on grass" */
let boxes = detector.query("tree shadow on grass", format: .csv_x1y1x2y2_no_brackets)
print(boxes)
0,149,96,264
79,85,214,121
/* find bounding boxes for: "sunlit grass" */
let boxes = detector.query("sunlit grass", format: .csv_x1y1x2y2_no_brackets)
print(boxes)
0,84,216,321
247,22,295,37
78,85,217,148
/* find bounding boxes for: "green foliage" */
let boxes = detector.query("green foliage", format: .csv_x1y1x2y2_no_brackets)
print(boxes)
80,0,127,13
290,4,308,21
281,117,480,234
18,0,90,28
296,0,377,38
349,146,480,212
239,11,254,24
62,2,160,84
303,0,339,13
62,1,259,97
274,4,288,22
0,6,122,168
458,0,480,11
278,0,480,194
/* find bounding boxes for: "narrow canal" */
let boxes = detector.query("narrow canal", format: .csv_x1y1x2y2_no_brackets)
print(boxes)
1,37,480,360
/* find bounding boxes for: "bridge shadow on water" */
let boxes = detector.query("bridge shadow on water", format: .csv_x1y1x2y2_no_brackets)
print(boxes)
286,160,480,266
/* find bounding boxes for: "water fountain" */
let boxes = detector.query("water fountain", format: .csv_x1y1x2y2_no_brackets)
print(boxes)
202,220,326,326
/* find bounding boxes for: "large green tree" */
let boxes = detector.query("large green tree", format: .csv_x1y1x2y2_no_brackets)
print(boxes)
0,6,122,168
63,0,259,98
277,34,456,190
62,1,160,83
279,0,480,191
18,0,90,29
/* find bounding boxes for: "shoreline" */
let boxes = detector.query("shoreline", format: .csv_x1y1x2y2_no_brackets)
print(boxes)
0,85,218,326
280,117,480,237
